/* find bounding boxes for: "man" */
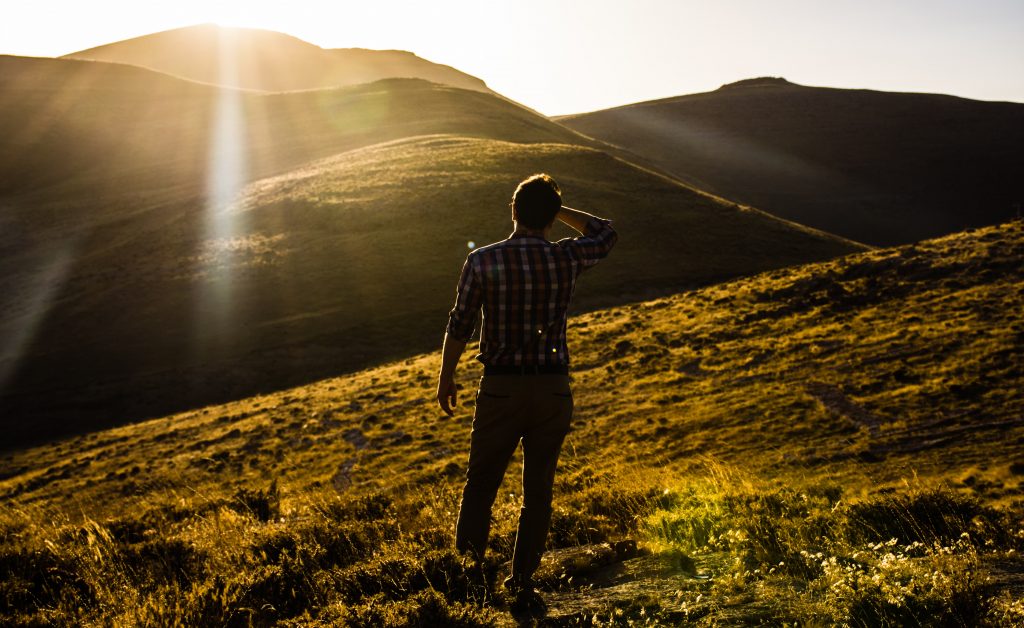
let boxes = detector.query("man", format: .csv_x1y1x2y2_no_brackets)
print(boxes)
436,173,617,612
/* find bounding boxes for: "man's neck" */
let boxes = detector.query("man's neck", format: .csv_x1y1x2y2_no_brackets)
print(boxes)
511,223,549,240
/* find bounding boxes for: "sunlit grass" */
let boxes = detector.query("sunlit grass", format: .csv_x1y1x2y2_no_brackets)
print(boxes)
1,220,1020,624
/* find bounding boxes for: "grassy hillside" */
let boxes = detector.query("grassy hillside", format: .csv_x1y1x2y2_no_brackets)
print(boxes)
62,24,493,95
1,56,862,448
0,131,860,448
558,78,1024,246
1,220,1021,625
0,55,577,205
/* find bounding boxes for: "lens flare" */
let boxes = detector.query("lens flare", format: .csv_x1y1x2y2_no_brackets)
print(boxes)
196,27,249,355
0,242,77,394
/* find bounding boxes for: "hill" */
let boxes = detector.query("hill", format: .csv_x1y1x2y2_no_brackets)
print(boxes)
0,55,862,448
62,24,494,95
0,55,575,205
0,135,861,449
1,220,1021,625
558,78,1024,246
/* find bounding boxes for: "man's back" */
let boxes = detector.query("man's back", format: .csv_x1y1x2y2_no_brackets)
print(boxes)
446,217,617,366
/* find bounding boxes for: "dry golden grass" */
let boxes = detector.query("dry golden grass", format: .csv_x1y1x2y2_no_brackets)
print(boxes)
1,220,1020,625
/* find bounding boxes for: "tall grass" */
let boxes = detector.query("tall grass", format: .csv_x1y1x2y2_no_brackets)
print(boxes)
1,460,1020,625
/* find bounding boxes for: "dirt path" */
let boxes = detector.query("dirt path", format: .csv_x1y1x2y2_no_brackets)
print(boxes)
490,542,717,626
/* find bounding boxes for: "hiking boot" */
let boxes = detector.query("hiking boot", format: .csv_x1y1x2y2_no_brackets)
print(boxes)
503,575,547,617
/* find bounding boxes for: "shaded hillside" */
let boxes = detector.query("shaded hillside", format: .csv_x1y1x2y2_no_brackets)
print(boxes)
1,221,1020,625
0,55,577,210
62,24,493,95
0,130,861,448
0,55,596,447
559,78,1024,246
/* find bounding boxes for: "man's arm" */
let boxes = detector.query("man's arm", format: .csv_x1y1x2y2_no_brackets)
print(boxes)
436,333,468,417
555,205,618,271
438,253,480,417
556,205,600,233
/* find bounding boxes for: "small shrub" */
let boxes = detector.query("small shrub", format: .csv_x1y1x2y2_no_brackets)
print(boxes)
314,492,394,522
239,552,321,621
810,535,989,627
250,527,300,564
549,507,609,548
230,481,280,522
160,574,252,627
419,548,494,604
308,520,387,568
586,486,673,532
121,538,207,588
338,589,494,627
335,556,420,604
104,517,152,544
846,489,997,546
0,545,96,615
400,589,494,627
984,592,1024,627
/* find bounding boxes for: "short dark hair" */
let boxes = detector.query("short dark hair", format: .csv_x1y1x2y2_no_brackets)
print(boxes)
512,174,561,229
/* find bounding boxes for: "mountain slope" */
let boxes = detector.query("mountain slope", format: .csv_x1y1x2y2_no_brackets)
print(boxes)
1,220,1020,625
0,130,861,448
62,24,493,95
6,219,1018,500
0,55,577,210
1,54,865,447
559,78,1024,246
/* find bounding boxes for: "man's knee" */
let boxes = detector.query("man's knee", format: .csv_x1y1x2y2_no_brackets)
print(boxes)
463,466,506,500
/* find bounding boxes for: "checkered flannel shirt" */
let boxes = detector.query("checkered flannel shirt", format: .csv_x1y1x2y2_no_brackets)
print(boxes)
446,217,618,366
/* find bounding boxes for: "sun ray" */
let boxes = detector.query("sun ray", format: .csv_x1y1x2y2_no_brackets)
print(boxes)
195,26,249,355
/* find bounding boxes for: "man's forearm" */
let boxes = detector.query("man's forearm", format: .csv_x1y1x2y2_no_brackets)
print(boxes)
557,205,603,234
439,332,468,379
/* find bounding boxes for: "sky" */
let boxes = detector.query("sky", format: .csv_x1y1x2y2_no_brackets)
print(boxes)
3,0,1023,115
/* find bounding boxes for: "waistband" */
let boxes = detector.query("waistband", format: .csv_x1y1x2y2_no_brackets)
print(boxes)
483,364,569,376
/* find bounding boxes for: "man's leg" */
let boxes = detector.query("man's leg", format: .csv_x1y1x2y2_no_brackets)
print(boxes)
455,378,522,560
510,381,573,584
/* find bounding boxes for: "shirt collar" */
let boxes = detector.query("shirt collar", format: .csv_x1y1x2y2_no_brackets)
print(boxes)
508,231,550,242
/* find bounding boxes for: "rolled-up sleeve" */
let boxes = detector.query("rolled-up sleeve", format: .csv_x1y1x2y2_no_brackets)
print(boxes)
445,253,482,342
559,217,618,272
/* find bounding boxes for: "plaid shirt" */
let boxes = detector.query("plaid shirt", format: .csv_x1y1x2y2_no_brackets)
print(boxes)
446,217,618,366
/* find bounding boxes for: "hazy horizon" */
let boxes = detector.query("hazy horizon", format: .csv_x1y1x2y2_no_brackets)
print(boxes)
4,0,1023,115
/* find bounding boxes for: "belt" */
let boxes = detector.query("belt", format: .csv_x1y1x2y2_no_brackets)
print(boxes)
483,364,569,376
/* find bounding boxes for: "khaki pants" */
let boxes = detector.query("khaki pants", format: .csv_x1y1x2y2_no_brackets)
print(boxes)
455,373,573,582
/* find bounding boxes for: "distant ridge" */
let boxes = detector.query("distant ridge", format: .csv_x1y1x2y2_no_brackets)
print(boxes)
62,23,494,95
719,76,792,89
559,79,1024,245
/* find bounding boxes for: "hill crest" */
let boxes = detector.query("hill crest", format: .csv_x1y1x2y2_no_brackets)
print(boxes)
718,76,793,89
61,23,492,94
559,80,1024,245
